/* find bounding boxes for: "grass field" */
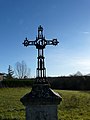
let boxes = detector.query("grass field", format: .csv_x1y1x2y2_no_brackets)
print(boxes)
0,88,90,120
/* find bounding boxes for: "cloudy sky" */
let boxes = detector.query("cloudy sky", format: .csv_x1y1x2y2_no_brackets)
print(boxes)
0,0,90,77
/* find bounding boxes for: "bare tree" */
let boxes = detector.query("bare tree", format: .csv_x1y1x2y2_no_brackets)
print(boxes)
15,61,31,79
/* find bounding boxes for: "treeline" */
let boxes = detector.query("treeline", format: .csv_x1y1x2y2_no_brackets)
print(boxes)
0,76,90,90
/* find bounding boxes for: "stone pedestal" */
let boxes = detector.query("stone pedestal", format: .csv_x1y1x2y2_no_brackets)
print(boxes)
20,84,62,120
26,105,58,120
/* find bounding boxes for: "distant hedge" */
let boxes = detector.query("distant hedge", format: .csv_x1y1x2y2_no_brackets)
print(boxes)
0,79,34,87
0,76,90,90
48,76,90,90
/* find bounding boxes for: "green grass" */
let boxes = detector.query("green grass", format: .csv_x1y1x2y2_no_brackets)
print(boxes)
0,88,90,120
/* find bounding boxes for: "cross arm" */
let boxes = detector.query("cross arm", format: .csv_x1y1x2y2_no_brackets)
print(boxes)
22,37,36,47
46,39,59,46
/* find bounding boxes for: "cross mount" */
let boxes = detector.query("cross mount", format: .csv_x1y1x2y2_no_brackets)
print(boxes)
23,25,59,83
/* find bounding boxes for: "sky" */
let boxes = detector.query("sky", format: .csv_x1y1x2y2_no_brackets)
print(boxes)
0,0,90,77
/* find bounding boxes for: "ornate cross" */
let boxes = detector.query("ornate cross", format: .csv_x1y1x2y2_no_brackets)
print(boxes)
23,25,59,83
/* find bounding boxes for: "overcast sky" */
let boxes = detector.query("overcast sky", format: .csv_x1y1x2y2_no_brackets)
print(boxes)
0,0,90,77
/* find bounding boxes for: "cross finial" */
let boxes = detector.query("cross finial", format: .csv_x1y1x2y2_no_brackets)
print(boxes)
38,25,43,31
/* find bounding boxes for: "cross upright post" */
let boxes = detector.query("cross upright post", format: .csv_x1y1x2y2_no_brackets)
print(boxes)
23,25,59,83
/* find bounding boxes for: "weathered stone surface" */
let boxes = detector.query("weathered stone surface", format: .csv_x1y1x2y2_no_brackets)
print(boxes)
20,84,62,105
26,105,58,120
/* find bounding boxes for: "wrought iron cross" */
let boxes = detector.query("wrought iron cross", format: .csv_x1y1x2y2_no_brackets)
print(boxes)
23,25,59,83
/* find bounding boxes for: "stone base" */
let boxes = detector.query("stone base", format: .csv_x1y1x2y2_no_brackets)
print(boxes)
26,105,58,120
20,83,62,120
